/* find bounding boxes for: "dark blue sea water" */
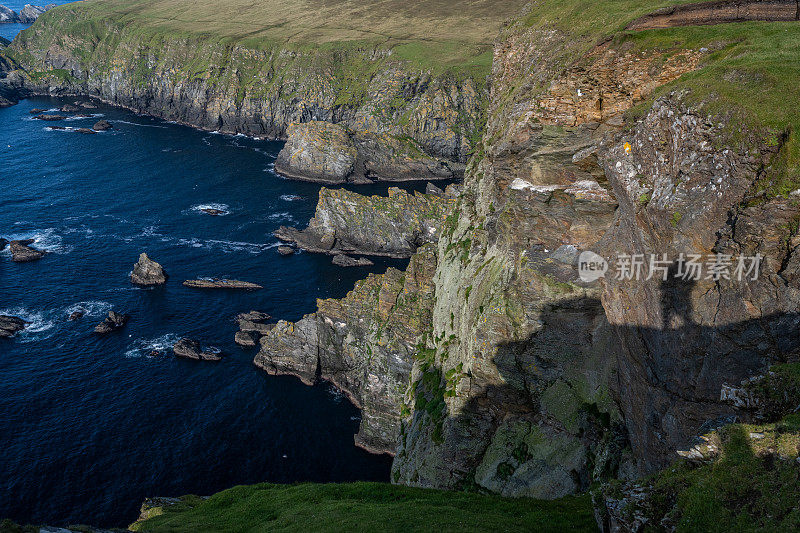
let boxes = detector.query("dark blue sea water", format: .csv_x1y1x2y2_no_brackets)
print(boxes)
0,95,416,527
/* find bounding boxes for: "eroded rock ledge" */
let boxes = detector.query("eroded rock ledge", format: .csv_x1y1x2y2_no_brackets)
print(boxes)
627,0,800,31
275,186,455,258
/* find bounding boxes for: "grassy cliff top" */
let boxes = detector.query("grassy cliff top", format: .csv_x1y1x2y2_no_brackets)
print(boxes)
129,482,596,532
41,0,531,70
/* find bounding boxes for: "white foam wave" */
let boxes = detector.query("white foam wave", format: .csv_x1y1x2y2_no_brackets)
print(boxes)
267,212,296,224
113,120,168,129
0,307,56,343
124,333,182,358
3,228,72,254
189,203,231,216
280,195,304,202
64,301,113,320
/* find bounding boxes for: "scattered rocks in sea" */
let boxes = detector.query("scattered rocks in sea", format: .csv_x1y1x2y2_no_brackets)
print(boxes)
277,246,295,256
332,254,374,267
33,114,66,121
183,279,263,290
47,125,66,130
74,113,93,118
68,309,85,321
60,104,79,113
94,311,129,334
173,338,222,361
75,128,96,135
0,315,27,338
131,252,168,286
200,208,224,216
234,311,275,347
93,119,112,131
29,108,46,114
9,239,45,262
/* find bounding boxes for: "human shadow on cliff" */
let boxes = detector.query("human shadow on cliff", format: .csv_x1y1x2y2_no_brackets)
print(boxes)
432,269,800,490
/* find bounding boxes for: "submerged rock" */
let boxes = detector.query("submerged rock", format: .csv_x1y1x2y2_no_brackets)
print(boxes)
131,253,168,286
173,338,222,361
183,279,263,290
332,254,374,267
199,207,224,216
94,311,128,334
75,128,96,134
9,239,45,262
68,309,85,321
0,315,27,338
29,108,46,114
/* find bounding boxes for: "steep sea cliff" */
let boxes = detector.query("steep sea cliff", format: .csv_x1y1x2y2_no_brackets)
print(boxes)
6,0,800,530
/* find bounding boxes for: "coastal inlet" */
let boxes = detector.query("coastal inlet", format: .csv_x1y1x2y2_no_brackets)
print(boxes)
0,96,432,528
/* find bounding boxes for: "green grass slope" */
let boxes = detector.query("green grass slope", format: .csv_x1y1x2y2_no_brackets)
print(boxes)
130,482,597,532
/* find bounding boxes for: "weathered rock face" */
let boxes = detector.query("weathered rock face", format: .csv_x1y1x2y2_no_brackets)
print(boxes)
18,4,55,24
275,186,452,258
275,121,465,183
0,315,27,338
130,253,168,286
595,93,800,472
255,245,438,454
9,238,45,262
6,5,485,172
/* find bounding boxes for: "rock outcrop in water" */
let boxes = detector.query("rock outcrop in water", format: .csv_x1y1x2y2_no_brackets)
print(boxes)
131,253,168,286
183,279,263,290
173,338,222,361
0,315,27,338
234,311,274,347
94,311,128,334
9,239,45,262
275,186,452,258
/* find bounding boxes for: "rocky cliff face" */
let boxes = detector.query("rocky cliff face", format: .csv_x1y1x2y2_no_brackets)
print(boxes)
275,186,454,258
254,4,800,502
5,5,484,171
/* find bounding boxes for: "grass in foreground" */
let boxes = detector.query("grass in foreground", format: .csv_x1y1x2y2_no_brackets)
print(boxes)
132,482,597,532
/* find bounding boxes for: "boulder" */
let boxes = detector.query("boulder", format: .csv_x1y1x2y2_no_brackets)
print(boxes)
9,239,45,262
79,101,98,109
60,104,79,113
277,246,295,256
332,254,374,267
75,128,96,135
33,114,66,121
0,315,27,338
173,338,222,361
94,311,128,334
29,109,46,114
92,119,112,131
200,208,224,216
130,253,168,286
183,279,263,290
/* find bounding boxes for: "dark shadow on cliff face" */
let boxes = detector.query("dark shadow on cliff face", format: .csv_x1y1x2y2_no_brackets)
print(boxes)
414,270,800,494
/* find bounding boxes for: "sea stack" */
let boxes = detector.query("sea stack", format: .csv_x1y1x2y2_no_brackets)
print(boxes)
131,253,168,286
94,311,128,334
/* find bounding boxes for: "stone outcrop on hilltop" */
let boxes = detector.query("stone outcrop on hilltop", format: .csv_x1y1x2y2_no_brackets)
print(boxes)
275,186,453,258
3,4,484,182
